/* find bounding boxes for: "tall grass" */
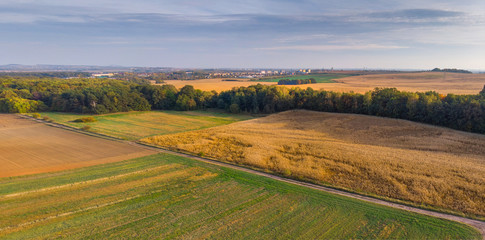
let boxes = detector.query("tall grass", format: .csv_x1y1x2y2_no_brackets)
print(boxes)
142,110,485,218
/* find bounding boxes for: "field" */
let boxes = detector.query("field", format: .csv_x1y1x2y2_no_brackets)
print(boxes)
0,153,479,239
330,72,485,94
253,73,352,83
40,110,253,140
161,78,275,92
0,114,155,178
142,110,485,218
160,72,485,94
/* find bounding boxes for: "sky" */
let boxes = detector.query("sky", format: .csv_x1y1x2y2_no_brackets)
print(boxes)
0,0,484,70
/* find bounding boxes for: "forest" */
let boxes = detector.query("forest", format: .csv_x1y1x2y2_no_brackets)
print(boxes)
1,76,484,134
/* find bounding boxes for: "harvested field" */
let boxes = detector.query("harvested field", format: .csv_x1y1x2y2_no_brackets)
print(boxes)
254,73,352,83
160,78,274,92
0,114,155,178
0,153,479,239
143,110,485,218
160,72,485,94
330,72,485,94
40,110,253,140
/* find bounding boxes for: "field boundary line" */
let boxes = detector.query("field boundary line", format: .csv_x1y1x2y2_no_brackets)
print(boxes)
17,114,125,142
18,114,485,238
137,142,485,238
0,165,175,199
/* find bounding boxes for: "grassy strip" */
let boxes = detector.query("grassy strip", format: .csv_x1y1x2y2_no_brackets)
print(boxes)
39,110,254,140
0,153,480,239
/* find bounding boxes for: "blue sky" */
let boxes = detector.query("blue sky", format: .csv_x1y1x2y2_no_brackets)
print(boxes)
1,0,484,69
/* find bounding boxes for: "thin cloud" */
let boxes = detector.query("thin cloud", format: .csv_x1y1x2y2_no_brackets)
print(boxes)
0,13,87,23
257,44,408,51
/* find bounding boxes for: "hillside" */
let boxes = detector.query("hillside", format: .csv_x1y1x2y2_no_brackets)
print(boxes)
143,110,485,217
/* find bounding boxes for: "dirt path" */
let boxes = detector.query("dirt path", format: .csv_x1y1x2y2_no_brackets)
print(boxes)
20,114,485,239
143,147,485,239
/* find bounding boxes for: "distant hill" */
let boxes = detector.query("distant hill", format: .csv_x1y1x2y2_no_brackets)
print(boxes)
0,64,174,73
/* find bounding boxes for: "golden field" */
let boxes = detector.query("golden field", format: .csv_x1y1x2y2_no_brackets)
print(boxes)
0,114,156,178
160,72,485,94
142,110,485,217
159,78,274,92
332,72,485,94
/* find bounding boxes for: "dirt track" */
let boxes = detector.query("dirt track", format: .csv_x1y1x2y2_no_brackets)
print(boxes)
143,146,485,238
17,115,485,238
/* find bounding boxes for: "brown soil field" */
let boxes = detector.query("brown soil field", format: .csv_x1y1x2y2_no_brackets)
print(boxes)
0,114,156,178
142,110,485,217
160,72,485,94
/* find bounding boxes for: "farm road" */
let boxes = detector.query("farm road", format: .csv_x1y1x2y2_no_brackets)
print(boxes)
143,145,485,239
21,114,485,239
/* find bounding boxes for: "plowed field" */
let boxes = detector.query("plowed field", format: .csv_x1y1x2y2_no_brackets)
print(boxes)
0,114,156,178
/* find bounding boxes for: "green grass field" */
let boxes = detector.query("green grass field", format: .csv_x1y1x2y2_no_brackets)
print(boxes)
40,110,253,140
0,153,479,239
254,73,353,83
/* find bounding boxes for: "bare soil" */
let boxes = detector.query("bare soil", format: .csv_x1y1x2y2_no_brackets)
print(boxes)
0,114,156,178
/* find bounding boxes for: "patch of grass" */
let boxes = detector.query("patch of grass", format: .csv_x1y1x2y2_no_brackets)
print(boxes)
0,153,479,239
40,110,254,140
254,73,353,83
30,113,41,119
42,116,53,122
81,125,92,131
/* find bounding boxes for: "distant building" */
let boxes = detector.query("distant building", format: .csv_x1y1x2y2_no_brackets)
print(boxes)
92,73,114,78
297,69,311,74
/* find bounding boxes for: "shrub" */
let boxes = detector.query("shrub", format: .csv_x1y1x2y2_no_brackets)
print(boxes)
31,113,41,119
73,117,97,123
229,103,240,113
81,125,92,131
42,116,53,122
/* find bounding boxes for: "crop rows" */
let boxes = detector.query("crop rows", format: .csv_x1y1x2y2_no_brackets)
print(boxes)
0,153,479,239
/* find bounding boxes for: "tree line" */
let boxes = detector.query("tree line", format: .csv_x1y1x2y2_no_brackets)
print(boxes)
431,68,472,74
0,72,91,78
278,78,316,85
1,76,484,134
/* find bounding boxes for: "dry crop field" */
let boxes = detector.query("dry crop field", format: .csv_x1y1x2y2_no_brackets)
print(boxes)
329,72,485,94
40,110,253,140
0,114,155,177
0,153,479,239
160,72,485,94
143,110,485,218
160,78,275,92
